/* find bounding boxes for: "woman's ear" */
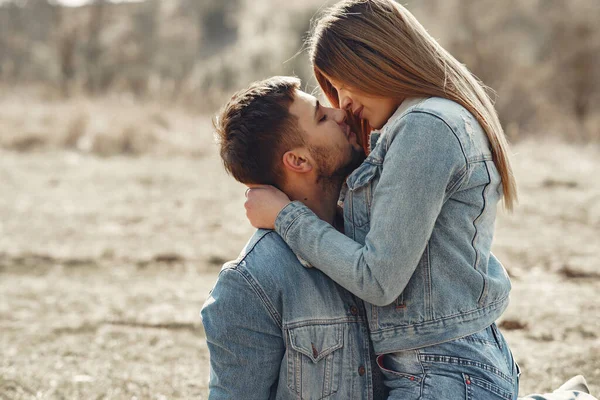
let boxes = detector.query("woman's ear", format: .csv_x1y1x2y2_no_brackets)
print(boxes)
282,149,313,174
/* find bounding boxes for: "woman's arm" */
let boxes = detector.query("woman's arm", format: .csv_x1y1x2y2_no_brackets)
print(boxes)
250,112,468,306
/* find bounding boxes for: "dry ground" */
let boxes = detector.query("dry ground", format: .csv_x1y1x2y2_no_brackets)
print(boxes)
0,112,599,398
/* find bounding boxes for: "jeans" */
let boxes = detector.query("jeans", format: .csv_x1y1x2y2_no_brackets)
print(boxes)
379,323,519,399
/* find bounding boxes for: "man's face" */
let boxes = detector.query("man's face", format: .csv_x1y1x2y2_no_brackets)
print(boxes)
289,90,364,181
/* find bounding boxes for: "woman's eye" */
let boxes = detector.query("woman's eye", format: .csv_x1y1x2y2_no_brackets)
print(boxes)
320,114,327,122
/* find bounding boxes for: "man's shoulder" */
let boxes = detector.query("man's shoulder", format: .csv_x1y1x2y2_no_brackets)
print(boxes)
240,229,293,258
206,230,306,325
221,229,302,279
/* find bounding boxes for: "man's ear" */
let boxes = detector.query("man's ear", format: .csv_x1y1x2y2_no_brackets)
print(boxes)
282,148,313,174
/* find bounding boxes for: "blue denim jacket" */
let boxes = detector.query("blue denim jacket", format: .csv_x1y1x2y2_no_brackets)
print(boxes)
201,230,383,399
275,97,512,354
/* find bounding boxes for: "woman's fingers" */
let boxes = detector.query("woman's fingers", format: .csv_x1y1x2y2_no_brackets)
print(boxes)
243,185,291,229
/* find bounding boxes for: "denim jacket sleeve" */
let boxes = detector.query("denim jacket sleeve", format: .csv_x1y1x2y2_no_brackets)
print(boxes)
201,268,284,399
275,111,468,306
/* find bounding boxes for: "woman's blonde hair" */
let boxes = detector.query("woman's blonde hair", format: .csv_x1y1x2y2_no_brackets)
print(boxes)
309,0,517,209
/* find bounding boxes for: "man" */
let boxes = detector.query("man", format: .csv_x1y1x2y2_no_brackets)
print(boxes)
201,76,384,399
201,76,595,400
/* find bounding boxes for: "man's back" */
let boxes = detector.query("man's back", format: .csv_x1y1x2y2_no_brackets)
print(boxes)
201,230,380,400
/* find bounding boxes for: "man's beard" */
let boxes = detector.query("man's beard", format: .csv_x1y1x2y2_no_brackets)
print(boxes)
309,144,365,195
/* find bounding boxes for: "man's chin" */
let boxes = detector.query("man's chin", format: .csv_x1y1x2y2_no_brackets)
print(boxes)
332,148,366,180
347,147,366,172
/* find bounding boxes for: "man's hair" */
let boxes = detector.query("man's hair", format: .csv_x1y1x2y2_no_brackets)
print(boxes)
214,76,304,187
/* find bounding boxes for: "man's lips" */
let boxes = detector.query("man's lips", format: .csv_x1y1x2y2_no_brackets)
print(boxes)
344,124,355,140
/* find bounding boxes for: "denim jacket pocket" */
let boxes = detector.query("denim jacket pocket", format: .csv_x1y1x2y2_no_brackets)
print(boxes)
346,162,379,228
287,324,344,399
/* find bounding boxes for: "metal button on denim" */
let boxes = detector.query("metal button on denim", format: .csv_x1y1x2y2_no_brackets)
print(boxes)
350,306,359,316
358,366,366,376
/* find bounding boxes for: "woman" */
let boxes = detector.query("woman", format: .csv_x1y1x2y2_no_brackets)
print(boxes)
244,1,589,399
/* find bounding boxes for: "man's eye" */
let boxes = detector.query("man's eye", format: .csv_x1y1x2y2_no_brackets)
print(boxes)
319,114,327,122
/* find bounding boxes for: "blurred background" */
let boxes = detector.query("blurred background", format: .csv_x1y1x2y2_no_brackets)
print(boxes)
0,0,598,399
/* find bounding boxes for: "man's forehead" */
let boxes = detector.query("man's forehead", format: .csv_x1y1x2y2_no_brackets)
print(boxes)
290,89,316,117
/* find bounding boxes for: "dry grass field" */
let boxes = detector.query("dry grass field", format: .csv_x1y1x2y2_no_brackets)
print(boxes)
0,101,599,399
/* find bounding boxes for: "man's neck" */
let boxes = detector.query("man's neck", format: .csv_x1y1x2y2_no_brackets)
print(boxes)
284,179,342,225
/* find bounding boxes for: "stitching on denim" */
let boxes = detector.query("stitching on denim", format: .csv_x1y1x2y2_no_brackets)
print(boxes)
233,230,272,266
471,162,491,269
447,164,469,196
380,99,429,146
387,109,472,198
475,163,493,306
373,294,510,334
281,209,312,241
284,319,360,329
377,353,423,383
466,373,513,399
469,154,493,163
407,110,469,168
287,327,342,398
347,161,378,190
360,323,374,400
417,349,427,397
424,245,433,320
455,335,497,348
384,109,468,163
420,355,513,384
288,325,343,362
234,267,283,329
231,231,283,328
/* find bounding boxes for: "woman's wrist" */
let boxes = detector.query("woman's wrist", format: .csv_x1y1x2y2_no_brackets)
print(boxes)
274,201,312,239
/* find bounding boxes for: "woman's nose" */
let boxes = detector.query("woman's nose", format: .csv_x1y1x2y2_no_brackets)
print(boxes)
339,94,352,111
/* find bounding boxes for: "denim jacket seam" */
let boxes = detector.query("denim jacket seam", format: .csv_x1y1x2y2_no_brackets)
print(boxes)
469,154,493,163
470,165,492,271
232,231,283,328
446,164,469,197
374,294,510,333
424,244,433,320
236,229,275,262
420,354,514,385
475,166,494,305
281,210,311,240
230,267,283,329
284,318,363,329
384,110,470,194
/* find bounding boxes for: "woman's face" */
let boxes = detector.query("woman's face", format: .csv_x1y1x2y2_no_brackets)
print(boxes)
329,79,403,129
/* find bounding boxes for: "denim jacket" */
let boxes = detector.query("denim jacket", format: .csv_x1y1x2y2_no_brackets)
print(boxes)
275,97,512,354
201,230,384,399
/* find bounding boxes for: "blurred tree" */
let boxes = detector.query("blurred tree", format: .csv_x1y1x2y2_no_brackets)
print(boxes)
180,0,239,59
0,0,57,82
0,0,597,139
85,0,106,94
57,21,77,96
544,0,600,124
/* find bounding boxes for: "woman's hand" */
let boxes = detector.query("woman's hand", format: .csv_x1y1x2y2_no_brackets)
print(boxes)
244,185,291,229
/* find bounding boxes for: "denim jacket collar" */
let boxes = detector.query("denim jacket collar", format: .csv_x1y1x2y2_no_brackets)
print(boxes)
370,97,428,150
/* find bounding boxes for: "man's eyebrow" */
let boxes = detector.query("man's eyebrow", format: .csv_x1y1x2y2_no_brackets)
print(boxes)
314,100,320,122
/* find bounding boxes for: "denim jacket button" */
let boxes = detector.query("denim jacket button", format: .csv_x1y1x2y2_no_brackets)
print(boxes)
358,366,366,376
350,306,359,316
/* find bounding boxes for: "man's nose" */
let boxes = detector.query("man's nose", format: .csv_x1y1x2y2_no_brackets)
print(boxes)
333,107,346,124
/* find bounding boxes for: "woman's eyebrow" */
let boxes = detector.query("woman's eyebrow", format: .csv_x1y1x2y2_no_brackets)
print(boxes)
314,100,320,122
